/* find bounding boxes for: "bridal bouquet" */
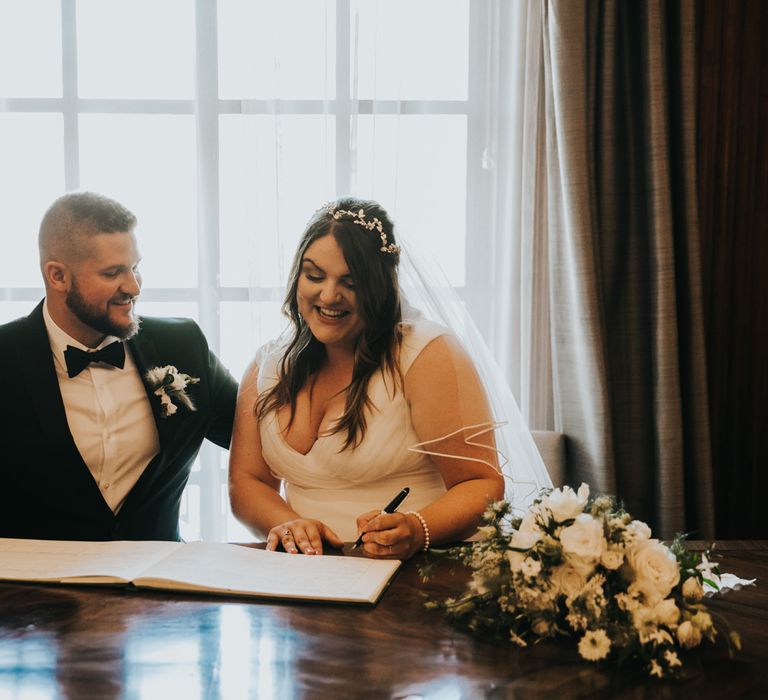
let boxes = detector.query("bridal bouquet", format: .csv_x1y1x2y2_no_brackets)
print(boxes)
424,484,745,678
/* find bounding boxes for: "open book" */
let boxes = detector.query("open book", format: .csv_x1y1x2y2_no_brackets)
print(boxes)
0,538,401,605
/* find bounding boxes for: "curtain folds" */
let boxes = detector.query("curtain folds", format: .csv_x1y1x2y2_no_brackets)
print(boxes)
541,0,714,538
485,1,553,431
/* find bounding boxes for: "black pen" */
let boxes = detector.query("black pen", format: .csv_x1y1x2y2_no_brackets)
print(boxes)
351,487,410,550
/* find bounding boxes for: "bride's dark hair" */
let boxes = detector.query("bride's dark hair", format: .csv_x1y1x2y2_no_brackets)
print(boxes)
256,197,402,448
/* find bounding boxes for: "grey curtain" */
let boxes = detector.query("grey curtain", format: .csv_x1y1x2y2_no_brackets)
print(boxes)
542,0,714,538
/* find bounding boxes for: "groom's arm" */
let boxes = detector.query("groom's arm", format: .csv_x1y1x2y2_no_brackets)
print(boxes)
203,344,239,449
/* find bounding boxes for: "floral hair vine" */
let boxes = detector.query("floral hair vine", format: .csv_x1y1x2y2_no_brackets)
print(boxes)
144,365,200,417
324,204,401,255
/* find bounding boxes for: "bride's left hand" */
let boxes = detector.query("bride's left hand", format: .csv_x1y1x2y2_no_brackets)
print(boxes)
355,511,424,559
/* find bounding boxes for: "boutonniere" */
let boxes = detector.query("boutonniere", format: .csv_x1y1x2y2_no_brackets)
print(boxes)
144,365,200,417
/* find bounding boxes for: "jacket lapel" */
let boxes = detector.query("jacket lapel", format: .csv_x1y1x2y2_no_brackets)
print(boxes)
17,302,115,514
126,327,173,450
18,303,73,451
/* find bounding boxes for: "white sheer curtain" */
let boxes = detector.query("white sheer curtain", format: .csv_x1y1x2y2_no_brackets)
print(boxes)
238,0,552,425
477,1,553,431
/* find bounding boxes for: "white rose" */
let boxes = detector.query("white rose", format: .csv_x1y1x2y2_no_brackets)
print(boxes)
627,540,680,603
510,527,540,551
653,598,680,627
624,519,652,546
545,483,590,522
677,620,702,648
682,576,704,601
559,513,605,575
510,512,543,550
550,563,587,598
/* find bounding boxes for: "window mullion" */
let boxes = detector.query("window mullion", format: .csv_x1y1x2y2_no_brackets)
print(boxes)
464,0,494,342
60,0,79,190
194,0,224,542
335,0,351,194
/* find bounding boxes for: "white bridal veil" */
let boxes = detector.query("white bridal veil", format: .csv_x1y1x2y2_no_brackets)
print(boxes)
396,236,552,512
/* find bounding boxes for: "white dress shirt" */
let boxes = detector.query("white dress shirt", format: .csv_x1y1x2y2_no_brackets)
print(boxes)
43,300,160,513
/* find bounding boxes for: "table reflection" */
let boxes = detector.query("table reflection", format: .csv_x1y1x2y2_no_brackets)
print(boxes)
0,635,58,699
0,543,766,699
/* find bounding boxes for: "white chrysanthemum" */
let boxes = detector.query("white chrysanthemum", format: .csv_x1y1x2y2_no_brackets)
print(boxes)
578,629,611,661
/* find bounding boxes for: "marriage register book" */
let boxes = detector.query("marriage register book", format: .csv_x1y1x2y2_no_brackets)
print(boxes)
0,538,401,605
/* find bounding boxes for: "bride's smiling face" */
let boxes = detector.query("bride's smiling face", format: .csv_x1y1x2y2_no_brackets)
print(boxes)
297,234,364,351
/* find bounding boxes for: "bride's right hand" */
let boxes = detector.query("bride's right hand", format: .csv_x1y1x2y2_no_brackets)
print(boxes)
265,518,343,555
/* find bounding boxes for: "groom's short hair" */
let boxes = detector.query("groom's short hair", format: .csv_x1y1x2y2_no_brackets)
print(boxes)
39,192,137,265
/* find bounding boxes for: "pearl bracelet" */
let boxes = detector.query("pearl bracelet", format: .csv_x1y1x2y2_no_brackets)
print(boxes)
406,510,430,551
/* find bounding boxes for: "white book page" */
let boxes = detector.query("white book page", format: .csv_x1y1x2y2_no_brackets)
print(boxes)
0,538,183,584
134,541,401,604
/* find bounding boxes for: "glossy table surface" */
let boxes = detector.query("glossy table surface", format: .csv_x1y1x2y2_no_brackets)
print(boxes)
0,541,766,699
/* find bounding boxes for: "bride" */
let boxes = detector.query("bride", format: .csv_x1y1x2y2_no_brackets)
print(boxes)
228,198,549,559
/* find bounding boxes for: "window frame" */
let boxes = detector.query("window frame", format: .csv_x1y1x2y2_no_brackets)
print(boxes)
0,0,495,540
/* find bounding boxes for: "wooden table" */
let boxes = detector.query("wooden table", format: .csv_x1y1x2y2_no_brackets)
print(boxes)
0,541,766,699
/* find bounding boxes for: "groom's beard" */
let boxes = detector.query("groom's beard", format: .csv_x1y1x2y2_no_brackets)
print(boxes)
66,278,140,341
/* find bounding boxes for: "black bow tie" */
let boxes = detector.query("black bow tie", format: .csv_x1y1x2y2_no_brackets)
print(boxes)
64,341,126,378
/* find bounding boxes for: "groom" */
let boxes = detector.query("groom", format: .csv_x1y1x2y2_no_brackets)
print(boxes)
0,192,238,541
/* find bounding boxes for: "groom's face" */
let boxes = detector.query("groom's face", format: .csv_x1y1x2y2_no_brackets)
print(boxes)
65,231,142,343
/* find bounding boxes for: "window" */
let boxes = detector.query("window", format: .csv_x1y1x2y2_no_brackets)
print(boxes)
0,0,496,540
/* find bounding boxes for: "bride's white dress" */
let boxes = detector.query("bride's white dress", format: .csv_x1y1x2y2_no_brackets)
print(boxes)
257,319,449,541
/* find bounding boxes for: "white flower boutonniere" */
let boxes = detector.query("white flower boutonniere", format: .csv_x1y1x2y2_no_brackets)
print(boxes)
145,365,200,417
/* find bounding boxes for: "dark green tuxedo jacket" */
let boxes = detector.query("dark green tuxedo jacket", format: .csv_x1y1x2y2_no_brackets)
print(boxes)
0,301,238,541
